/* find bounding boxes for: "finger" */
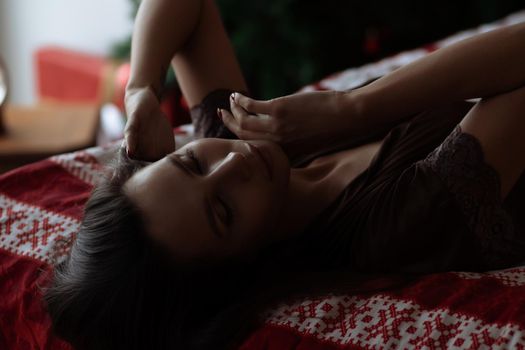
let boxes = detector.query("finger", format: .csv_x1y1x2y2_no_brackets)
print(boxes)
232,92,272,115
123,129,136,152
229,93,250,119
229,96,272,133
123,122,139,155
118,139,129,159
220,109,280,142
219,108,243,137
222,106,266,134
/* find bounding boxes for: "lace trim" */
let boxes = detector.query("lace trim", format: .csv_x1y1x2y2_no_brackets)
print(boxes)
424,125,524,268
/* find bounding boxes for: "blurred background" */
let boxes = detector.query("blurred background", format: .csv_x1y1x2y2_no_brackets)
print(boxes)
0,0,132,105
0,0,523,172
1,0,523,103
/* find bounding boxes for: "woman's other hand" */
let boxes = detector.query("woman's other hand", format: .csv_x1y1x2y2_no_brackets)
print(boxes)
124,86,175,161
220,90,351,157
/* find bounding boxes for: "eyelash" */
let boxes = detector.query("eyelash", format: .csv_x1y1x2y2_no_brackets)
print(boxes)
185,148,233,227
185,148,203,174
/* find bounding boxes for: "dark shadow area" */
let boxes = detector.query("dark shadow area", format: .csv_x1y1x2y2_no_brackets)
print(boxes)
217,0,524,98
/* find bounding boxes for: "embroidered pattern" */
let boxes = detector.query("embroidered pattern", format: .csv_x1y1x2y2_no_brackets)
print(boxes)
2,10,525,349
0,195,79,264
266,293,525,349
50,149,106,186
454,267,525,287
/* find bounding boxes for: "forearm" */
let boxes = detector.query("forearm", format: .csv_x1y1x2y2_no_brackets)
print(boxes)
126,0,203,97
342,22,525,135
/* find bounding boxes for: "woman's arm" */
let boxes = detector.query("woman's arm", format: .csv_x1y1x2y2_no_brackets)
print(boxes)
222,21,525,163
126,0,202,97
344,22,525,136
123,0,203,160
124,0,248,160
129,0,247,107
344,21,525,200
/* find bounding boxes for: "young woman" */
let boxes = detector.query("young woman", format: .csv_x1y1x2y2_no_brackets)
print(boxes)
44,0,525,349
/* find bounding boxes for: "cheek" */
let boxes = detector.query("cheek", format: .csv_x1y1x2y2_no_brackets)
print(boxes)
237,185,283,237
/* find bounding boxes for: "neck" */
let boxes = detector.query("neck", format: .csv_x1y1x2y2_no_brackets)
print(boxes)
269,140,384,243
271,162,339,241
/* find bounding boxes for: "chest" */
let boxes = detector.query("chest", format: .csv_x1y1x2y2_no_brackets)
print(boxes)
307,140,384,195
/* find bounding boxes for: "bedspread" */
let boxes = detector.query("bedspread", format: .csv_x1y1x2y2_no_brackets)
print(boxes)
1,10,525,350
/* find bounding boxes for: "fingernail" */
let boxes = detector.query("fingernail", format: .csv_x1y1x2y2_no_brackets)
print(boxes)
230,93,236,102
217,108,223,120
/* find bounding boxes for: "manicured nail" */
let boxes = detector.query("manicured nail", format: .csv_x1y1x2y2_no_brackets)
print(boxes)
217,108,223,120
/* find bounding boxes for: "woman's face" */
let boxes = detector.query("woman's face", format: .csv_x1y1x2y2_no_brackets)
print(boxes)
124,138,290,265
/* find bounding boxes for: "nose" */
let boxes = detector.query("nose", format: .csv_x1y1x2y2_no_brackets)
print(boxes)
210,151,253,184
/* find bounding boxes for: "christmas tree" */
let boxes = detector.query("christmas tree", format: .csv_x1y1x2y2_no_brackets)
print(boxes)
112,0,523,99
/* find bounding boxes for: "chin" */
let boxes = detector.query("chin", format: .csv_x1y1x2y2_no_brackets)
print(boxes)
254,140,290,186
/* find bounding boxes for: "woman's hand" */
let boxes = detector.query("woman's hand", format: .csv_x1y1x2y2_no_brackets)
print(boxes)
124,86,175,161
220,90,351,157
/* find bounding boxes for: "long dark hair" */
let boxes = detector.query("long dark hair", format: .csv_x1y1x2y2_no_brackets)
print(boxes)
44,147,410,349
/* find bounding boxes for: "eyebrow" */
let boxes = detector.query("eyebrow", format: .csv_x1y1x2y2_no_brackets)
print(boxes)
166,154,223,238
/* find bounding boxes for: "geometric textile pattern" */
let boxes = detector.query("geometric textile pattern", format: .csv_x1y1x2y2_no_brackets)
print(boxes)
50,149,108,187
1,10,525,350
265,293,525,349
454,267,525,287
0,194,79,264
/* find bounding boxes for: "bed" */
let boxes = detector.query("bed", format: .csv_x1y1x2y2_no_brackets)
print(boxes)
1,10,525,349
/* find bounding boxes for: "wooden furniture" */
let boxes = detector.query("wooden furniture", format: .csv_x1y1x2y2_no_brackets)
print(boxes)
0,104,99,173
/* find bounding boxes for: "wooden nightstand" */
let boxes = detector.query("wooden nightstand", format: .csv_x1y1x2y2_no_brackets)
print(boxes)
0,104,99,173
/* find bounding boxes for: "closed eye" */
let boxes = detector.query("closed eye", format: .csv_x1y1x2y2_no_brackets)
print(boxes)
184,149,234,229
185,148,203,174
166,154,223,238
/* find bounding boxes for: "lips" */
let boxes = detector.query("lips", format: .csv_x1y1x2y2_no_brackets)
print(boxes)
246,142,273,181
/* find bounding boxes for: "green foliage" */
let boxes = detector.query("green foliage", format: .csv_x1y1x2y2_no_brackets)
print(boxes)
217,0,524,99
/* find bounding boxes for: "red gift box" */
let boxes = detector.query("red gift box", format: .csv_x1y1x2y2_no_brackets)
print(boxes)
34,46,190,127
35,46,109,104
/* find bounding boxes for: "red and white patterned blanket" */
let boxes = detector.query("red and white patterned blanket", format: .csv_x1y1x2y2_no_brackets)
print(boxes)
1,10,525,349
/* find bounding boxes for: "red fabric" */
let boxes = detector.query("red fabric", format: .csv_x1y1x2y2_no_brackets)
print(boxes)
245,271,525,349
112,63,130,110
0,251,70,350
35,47,191,127
0,150,105,348
2,142,525,350
241,325,340,350
35,47,106,104
3,12,524,348
0,160,90,219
